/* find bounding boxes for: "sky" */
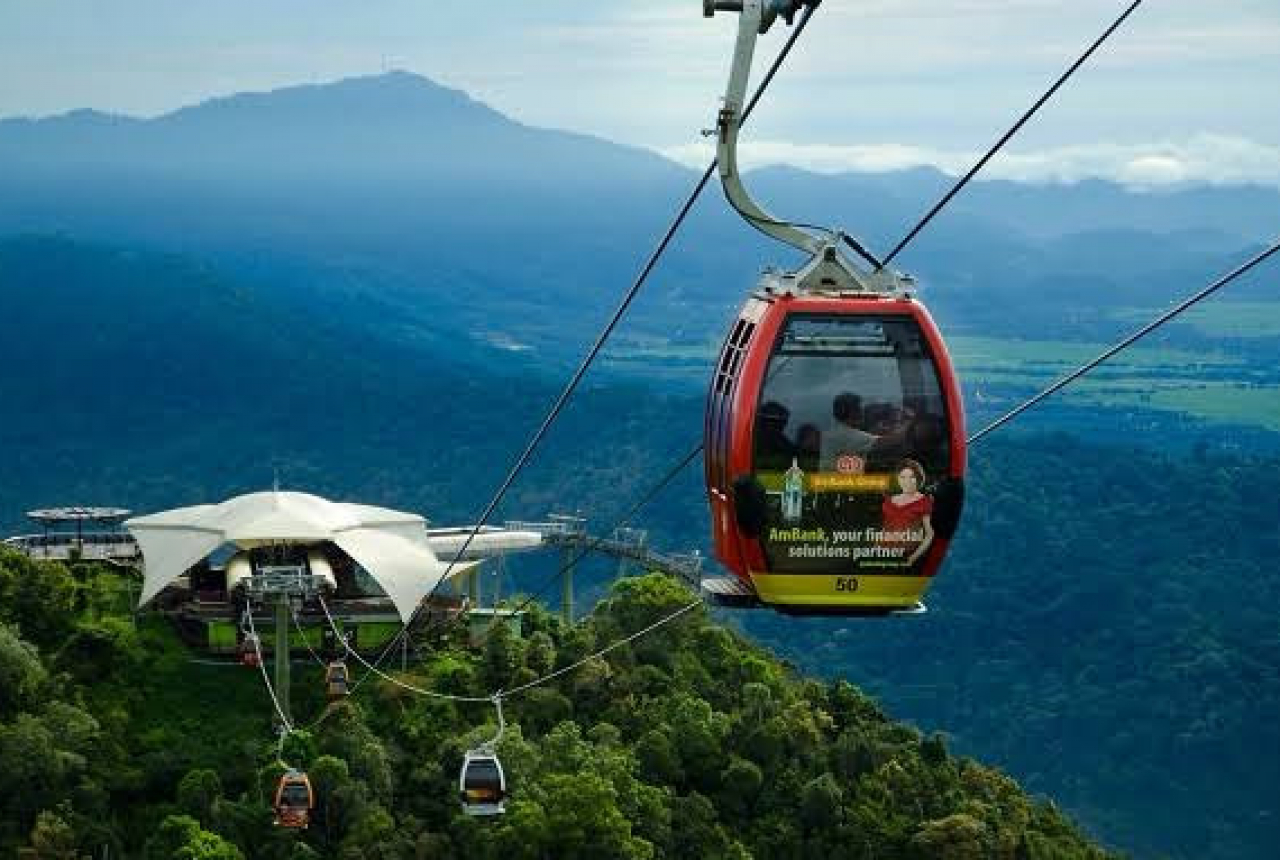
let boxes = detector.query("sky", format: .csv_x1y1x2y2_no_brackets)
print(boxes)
2,0,1278,187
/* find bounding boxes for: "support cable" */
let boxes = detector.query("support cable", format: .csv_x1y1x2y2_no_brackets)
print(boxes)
244,608,294,734
880,0,1146,269
348,8,820,686
459,442,705,653
317,585,703,707
968,240,1280,445
290,605,327,668
500,598,704,699
410,0,822,617
316,594,492,704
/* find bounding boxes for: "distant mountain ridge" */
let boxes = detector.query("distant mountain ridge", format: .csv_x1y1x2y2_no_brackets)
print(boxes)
0,70,679,183
0,70,1274,364
2,70,1275,240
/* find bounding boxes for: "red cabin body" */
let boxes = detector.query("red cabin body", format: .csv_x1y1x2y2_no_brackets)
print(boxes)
273,770,314,829
705,292,966,614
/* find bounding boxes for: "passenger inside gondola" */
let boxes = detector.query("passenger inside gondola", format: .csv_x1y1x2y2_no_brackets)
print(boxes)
754,401,795,471
794,423,821,471
820,392,878,472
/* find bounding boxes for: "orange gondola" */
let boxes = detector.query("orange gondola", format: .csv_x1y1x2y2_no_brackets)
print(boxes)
273,769,314,829
324,660,350,700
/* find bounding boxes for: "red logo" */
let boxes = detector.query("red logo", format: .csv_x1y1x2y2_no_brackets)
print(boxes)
835,454,865,475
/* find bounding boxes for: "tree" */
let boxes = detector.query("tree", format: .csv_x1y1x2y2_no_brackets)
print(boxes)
800,773,844,832
142,815,244,860
27,810,82,860
177,768,223,826
483,620,524,689
309,754,353,846
0,622,46,717
635,730,682,786
0,713,81,831
525,631,556,676
0,553,76,647
717,757,763,819
909,814,989,860
500,772,651,860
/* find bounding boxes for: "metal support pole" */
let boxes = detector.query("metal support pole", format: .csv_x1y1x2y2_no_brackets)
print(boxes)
274,596,291,725
468,566,482,608
560,547,573,623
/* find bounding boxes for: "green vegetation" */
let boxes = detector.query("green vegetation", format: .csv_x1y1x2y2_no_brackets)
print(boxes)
0,551,1110,859
1110,301,1280,339
740,435,1280,860
949,334,1280,432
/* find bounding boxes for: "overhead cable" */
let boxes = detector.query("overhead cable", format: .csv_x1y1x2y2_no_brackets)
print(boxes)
417,1,822,611
880,0,1146,269
244,609,295,734
316,594,492,704
969,240,1280,444
468,442,705,650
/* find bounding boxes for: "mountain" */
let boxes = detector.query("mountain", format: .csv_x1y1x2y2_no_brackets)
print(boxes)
0,555,1114,858
3,73,1280,858
0,72,1276,365
0,236,703,537
0,71,678,184
3,236,1279,859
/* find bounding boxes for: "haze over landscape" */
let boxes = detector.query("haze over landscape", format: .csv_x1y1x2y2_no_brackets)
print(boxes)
0,7,1278,857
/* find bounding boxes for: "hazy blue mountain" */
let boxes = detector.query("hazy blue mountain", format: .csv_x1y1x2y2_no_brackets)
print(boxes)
0,236,702,536
1,71,1275,367
3,236,1279,859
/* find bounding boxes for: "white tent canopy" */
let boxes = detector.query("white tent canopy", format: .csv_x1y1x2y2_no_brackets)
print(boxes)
126,491,476,622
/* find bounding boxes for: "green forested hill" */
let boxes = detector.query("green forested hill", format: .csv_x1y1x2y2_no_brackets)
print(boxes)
738,436,1280,859
0,552,1110,859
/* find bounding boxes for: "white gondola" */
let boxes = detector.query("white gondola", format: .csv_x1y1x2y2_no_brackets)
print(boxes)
459,696,508,816
459,749,507,816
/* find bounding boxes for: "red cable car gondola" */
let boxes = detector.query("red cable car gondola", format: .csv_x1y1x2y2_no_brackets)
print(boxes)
273,769,314,829
704,289,966,614
700,0,965,615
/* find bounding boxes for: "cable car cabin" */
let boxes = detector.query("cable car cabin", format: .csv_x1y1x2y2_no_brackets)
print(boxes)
273,769,314,829
239,633,262,668
459,750,507,816
705,292,966,615
324,660,350,700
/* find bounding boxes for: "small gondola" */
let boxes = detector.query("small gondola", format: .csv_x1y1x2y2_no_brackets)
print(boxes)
238,632,262,668
700,0,966,615
459,749,507,817
324,660,350,700
273,769,314,829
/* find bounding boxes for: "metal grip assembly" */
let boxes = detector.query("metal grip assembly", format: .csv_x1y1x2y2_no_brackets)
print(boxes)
704,0,818,33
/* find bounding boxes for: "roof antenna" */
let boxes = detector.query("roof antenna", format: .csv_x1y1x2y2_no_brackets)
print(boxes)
273,464,281,493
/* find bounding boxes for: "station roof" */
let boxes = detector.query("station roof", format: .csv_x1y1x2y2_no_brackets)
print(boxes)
27,506,131,525
126,491,477,621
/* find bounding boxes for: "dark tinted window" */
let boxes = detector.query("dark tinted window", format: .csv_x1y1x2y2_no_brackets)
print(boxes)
466,760,502,792
751,314,951,576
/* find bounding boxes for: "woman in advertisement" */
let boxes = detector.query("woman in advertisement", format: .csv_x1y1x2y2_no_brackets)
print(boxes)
880,459,935,567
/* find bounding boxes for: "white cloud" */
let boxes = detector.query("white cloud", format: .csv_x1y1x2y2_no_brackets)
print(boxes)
658,134,1280,189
